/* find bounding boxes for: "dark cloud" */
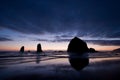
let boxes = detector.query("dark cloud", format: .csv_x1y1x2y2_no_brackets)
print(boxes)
54,39,70,42
33,37,120,46
33,39,49,42
86,40,120,46
0,0,120,38
33,38,70,42
106,31,120,38
0,37,13,41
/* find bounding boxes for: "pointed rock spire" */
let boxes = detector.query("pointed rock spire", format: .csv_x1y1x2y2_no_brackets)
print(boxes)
20,46,24,53
37,43,42,53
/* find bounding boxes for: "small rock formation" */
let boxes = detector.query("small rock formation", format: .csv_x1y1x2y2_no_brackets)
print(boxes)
112,48,120,53
67,37,89,53
37,43,42,53
28,50,31,53
67,37,89,71
20,46,24,53
89,48,97,53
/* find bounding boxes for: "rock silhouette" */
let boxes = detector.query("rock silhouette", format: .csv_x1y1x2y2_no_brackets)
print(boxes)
37,43,42,53
69,56,89,71
67,37,89,54
112,48,120,53
89,48,97,53
20,46,24,53
67,37,89,71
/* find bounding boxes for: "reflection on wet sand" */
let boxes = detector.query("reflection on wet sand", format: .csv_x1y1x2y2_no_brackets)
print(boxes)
36,54,41,64
68,53,89,71
0,53,120,80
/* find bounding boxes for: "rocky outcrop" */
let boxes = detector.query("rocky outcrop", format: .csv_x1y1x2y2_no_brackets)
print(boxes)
89,48,97,53
20,46,24,53
37,43,42,53
112,48,120,53
67,37,89,53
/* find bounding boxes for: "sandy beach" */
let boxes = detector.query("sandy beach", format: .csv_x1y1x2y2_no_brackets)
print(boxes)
0,52,120,80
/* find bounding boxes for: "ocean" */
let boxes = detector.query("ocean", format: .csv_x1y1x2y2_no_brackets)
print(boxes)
0,51,120,80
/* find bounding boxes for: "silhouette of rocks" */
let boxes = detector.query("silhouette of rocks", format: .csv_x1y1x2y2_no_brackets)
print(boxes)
28,50,31,53
67,37,89,71
37,43,42,53
69,58,89,71
112,48,120,53
20,46,24,53
67,37,89,53
89,48,97,53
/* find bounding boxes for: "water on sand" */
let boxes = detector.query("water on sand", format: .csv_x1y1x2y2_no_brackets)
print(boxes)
0,52,120,80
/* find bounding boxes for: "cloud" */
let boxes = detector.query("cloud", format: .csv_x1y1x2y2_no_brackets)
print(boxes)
0,0,120,38
33,39,49,42
33,36,120,46
0,37,13,41
86,40,120,46
33,38,70,42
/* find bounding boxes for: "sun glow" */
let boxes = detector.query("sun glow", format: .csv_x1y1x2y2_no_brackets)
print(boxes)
0,41,119,51
88,43,120,51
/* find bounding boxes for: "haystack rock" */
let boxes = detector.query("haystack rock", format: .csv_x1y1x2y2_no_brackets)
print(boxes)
37,43,42,53
67,37,89,71
67,37,89,53
20,46,24,53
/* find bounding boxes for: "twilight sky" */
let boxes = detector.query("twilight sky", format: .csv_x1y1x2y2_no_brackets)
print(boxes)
0,0,120,51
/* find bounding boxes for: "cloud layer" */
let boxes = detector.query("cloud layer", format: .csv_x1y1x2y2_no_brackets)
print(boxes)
0,0,120,38
0,37,13,41
86,40,120,46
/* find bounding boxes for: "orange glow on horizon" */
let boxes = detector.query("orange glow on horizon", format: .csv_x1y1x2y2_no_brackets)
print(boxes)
88,43,120,51
0,41,120,51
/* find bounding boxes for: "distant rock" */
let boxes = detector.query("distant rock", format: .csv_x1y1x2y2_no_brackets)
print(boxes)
28,50,31,53
37,43,42,53
67,37,89,53
89,48,97,53
20,46,24,53
112,48,120,53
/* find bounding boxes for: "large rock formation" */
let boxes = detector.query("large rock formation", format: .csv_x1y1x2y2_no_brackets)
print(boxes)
67,37,89,71
67,37,89,53
37,43,42,53
20,46,24,53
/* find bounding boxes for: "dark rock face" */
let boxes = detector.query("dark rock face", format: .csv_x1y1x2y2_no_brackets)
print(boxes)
112,48,120,53
67,37,89,53
89,48,97,53
37,43,42,53
67,37,89,71
20,46,24,53
69,58,89,71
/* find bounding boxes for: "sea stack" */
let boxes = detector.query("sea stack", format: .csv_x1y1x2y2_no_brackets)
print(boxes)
20,46,24,53
67,37,89,53
89,48,97,53
67,37,89,71
37,43,42,53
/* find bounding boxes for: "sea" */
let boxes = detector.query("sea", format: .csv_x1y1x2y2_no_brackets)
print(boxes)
0,51,120,80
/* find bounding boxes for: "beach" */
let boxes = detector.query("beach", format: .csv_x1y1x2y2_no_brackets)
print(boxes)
0,52,120,80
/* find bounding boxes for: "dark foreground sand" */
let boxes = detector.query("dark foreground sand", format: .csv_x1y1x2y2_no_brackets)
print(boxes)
0,52,120,80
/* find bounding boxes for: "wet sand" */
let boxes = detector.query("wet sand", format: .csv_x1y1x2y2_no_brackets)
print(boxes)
0,52,120,80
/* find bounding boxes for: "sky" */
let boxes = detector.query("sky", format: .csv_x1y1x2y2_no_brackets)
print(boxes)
0,0,120,51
